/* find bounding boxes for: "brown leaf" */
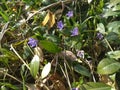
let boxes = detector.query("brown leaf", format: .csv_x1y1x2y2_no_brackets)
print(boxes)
59,50,77,61
34,47,44,62
49,12,55,28
42,10,55,28
55,9,63,20
99,75,113,86
42,11,50,26
50,73,67,90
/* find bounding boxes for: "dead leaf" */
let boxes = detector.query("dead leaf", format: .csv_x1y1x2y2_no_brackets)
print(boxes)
49,12,55,28
55,9,63,20
59,50,77,61
99,75,113,86
42,10,55,28
49,73,67,90
42,11,50,26
34,47,44,62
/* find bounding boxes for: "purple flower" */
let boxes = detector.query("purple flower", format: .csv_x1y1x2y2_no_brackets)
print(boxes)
97,32,103,40
72,88,79,90
77,50,84,59
57,20,64,30
28,38,38,48
71,27,79,36
66,11,73,18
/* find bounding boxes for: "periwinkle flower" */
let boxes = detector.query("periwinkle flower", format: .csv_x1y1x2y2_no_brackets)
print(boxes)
72,88,79,90
57,20,64,30
71,27,79,36
77,50,84,59
66,11,73,18
97,32,103,40
28,38,38,48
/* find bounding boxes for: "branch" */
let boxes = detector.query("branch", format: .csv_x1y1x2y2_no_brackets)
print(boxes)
26,0,73,21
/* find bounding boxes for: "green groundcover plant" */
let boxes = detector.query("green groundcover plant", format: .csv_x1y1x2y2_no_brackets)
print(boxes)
0,0,120,90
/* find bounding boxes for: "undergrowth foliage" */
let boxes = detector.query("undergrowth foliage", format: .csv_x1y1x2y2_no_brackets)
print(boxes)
0,0,120,90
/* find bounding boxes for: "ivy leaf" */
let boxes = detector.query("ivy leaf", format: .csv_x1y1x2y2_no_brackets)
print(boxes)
106,32,120,45
107,21,120,35
80,82,111,90
40,40,61,53
107,50,120,60
96,23,106,35
109,0,120,8
74,64,91,77
97,58,120,74
103,9,120,17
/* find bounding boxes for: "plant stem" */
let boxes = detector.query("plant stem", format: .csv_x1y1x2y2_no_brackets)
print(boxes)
0,70,29,88
104,38,113,51
10,44,30,70
64,61,72,89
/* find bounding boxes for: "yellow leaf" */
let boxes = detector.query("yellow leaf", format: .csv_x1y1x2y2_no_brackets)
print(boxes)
49,12,55,28
42,11,50,26
42,10,55,28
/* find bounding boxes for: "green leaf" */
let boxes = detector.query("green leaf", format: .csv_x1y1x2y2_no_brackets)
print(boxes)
74,64,91,77
103,9,120,17
80,82,111,90
112,4,120,11
23,46,32,59
40,40,61,53
109,0,120,8
107,50,120,60
96,23,106,34
0,11,9,22
106,32,120,45
97,58,120,74
1,86,7,90
30,55,40,78
107,21,120,35
0,48,18,61
0,82,19,90
44,34,60,44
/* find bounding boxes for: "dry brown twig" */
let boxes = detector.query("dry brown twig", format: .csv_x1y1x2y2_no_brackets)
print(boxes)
26,0,73,22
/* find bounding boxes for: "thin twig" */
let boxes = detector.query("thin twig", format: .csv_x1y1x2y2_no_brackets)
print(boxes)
10,44,30,70
27,44,34,55
0,71,29,88
104,38,113,51
62,36,72,89
26,0,72,21
64,61,72,89
59,64,67,79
